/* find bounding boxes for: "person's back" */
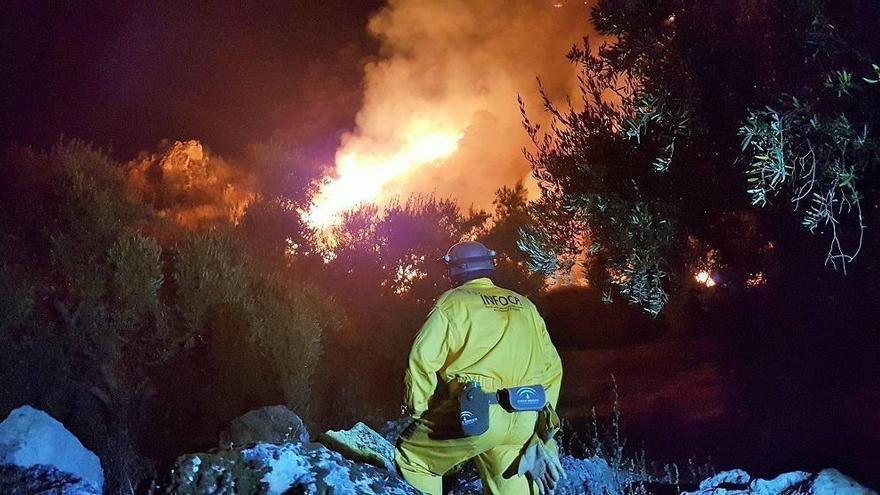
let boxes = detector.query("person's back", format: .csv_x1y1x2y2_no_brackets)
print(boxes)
395,241,563,495
420,277,560,405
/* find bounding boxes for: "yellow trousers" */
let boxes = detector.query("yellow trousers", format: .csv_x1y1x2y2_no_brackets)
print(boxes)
395,403,541,495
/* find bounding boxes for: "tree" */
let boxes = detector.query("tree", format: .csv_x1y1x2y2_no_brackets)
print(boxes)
237,139,327,269
0,141,174,491
739,64,880,272
325,195,488,303
0,141,335,493
519,0,880,314
172,230,333,418
479,182,546,297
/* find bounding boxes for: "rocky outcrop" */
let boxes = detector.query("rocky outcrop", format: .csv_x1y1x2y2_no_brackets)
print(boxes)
687,468,877,495
380,417,413,445
126,139,255,228
169,414,878,495
169,440,419,494
220,405,310,447
0,406,104,493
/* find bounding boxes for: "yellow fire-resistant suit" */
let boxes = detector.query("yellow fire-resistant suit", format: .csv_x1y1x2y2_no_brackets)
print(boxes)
395,277,563,494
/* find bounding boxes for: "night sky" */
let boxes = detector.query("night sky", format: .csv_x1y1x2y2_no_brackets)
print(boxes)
1,0,384,158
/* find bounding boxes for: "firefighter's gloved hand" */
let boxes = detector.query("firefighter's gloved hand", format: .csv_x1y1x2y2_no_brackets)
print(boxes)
517,435,565,495
537,404,561,442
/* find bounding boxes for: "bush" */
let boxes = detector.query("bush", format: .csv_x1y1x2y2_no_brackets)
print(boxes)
0,141,334,493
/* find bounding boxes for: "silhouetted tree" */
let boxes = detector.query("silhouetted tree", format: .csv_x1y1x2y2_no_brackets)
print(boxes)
479,182,547,297
519,0,880,314
0,141,336,493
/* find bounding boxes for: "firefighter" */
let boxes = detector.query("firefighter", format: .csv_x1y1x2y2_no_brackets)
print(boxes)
395,240,565,494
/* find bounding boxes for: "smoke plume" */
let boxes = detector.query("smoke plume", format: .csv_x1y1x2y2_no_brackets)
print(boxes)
309,0,592,225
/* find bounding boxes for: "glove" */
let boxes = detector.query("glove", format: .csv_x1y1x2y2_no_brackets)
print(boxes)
536,404,561,442
516,434,565,495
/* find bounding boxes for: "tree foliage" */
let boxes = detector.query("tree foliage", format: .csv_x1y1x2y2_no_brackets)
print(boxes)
0,141,334,493
482,182,547,296
520,0,880,314
739,63,879,271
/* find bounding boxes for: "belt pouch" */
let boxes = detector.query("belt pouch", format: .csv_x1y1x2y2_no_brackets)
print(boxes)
504,385,546,411
458,381,490,436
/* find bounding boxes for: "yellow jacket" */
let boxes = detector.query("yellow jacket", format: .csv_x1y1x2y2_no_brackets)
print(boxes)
404,277,563,416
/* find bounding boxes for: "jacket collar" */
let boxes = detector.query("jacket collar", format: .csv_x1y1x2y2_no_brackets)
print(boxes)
460,277,494,288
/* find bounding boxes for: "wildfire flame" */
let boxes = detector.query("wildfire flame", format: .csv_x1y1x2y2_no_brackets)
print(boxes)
305,126,464,228
302,0,592,229
695,270,716,288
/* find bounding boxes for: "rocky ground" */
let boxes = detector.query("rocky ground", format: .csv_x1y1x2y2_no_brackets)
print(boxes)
0,404,876,494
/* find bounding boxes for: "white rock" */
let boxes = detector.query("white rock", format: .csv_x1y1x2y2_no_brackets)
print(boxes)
689,468,877,495
0,405,103,492
699,469,751,491
812,469,878,495
749,471,810,495
241,443,313,494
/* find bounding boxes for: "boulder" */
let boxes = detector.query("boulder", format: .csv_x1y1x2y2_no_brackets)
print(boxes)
0,464,101,495
169,441,419,495
176,419,642,495
813,469,877,495
317,422,395,470
751,471,811,495
687,468,877,495
0,405,103,493
220,405,310,447
698,469,752,492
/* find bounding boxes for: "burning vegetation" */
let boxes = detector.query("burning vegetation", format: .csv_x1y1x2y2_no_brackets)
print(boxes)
0,0,879,493
127,140,256,229
306,0,593,227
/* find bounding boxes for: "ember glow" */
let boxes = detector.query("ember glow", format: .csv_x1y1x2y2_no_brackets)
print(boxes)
695,270,716,288
746,271,767,288
306,127,464,228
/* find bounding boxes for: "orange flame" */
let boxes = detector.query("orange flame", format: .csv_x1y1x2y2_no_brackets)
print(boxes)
302,0,592,229
695,270,716,288
305,125,464,228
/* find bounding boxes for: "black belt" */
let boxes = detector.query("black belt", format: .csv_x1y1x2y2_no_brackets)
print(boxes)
458,383,547,437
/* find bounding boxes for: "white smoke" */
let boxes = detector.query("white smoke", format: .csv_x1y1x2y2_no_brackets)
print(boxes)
310,0,593,224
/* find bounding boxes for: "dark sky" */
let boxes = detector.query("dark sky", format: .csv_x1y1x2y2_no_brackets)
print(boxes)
1,0,385,159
